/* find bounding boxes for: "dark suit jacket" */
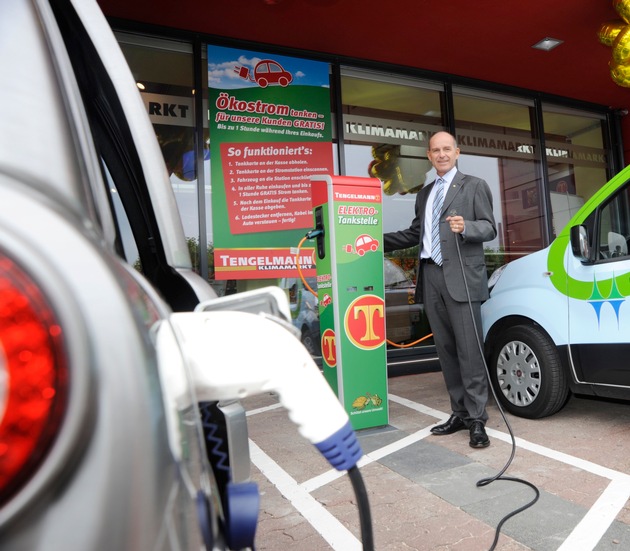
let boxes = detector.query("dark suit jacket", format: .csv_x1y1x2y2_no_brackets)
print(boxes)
384,170,497,303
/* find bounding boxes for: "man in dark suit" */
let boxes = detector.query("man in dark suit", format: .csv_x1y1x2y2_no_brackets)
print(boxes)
384,131,497,448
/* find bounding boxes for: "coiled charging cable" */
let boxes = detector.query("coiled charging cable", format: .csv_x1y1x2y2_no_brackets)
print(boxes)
452,214,539,551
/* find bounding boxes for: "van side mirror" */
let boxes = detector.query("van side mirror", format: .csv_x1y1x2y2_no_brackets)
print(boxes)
570,225,591,262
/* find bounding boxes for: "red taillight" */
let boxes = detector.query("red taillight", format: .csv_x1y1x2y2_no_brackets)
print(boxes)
0,254,68,505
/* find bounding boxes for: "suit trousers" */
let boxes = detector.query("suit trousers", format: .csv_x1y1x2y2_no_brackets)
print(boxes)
422,263,489,424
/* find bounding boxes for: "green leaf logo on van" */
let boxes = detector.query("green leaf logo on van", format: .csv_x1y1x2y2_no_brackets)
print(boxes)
546,168,630,326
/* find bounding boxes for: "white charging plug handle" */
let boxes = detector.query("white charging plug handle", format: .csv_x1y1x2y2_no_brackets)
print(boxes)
168,310,362,470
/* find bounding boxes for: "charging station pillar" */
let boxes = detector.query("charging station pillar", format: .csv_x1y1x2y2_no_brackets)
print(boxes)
310,175,388,431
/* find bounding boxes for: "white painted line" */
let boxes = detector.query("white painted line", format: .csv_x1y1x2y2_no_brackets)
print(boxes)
246,402,283,416
300,426,434,493
300,466,346,494
487,429,629,481
485,427,630,551
248,393,630,550
249,440,362,551
389,394,630,550
388,393,447,421
557,478,630,551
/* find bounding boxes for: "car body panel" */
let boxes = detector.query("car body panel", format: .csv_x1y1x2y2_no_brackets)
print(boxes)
0,1,227,548
0,177,211,550
481,247,570,346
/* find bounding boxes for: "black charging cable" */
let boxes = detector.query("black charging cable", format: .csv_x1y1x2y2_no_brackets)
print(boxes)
348,465,375,551
451,211,540,551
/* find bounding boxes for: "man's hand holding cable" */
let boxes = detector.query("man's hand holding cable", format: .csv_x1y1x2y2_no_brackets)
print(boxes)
446,215,465,234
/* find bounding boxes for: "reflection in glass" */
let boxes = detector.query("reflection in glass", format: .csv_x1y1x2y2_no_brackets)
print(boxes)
340,69,444,349
543,107,608,238
454,88,542,264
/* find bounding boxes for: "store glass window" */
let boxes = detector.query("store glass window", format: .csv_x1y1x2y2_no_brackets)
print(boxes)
340,67,446,240
340,68,444,347
111,31,620,360
341,67,444,198
453,87,542,266
542,106,609,238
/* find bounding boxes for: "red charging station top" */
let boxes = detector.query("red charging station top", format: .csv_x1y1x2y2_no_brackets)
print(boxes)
310,175,382,209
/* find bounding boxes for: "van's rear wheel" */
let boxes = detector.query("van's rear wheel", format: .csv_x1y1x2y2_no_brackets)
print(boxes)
488,324,569,419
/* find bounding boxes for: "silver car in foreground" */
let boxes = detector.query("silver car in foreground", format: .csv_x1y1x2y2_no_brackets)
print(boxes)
0,2,366,550
0,0,230,548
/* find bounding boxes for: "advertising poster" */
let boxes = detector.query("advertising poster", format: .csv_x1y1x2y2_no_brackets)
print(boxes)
208,45,334,279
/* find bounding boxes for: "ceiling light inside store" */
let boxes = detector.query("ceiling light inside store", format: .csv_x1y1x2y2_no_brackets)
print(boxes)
136,82,145,90
532,37,563,51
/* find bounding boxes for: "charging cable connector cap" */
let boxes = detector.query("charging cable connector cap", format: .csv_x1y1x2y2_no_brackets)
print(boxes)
166,310,363,471
305,228,324,240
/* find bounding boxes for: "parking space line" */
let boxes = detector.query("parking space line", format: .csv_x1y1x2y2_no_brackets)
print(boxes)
248,393,630,550
387,393,447,420
300,426,434,493
557,479,630,551
486,428,630,550
249,440,362,551
246,402,283,416
489,430,629,480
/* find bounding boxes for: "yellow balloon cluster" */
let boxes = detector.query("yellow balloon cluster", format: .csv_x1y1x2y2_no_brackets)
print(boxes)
598,0,630,87
368,144,422,195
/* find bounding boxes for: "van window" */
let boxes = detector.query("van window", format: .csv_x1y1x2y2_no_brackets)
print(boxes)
598,184,630,260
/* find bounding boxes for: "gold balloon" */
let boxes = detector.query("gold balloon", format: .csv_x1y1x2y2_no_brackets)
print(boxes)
614,0,630,24
369,145,401,195
368,144,423,195
600,3,630,87
610,59,630,87
612,25,630,63
598,20,627,46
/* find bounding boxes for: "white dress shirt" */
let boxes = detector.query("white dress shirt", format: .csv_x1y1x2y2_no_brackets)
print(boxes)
421,167,457,259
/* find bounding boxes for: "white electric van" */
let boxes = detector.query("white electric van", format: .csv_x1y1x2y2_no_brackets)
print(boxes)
482,166,630,418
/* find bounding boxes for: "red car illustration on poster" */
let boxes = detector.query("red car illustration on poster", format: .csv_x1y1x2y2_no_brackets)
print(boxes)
234,59,293,88
344,234,380,256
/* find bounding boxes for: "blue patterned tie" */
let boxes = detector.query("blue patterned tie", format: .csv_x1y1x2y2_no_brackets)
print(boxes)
431,178,445,265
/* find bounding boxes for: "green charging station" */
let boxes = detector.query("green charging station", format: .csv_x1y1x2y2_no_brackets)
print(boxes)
310,175,389,431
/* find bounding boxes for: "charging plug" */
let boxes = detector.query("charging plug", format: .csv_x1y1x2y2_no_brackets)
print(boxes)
167,310,362,471
305,228,323,239
306,223,326,259
313,206,326,259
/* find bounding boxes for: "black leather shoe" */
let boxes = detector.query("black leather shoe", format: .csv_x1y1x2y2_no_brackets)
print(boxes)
469,421,490,448
431,414,466,435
